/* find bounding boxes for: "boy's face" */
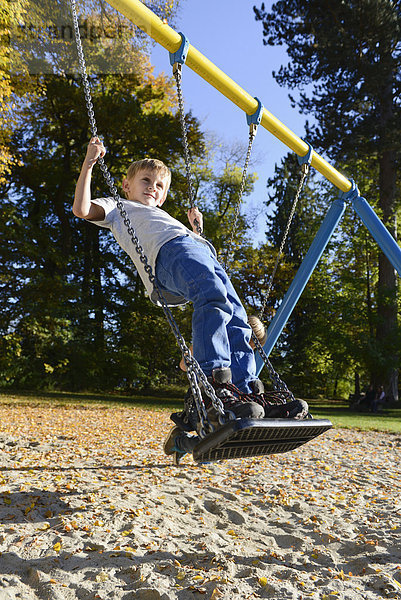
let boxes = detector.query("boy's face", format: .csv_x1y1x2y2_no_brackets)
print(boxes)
122,169,169,207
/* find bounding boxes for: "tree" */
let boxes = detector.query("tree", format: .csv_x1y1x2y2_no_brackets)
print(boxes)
1,0,265,392
249,152,383,398
257,154,342,396
2,71,204,388
254,0,401,399
1,74,260,391
1,0,180,184
0,0,35,185
0,0,201,390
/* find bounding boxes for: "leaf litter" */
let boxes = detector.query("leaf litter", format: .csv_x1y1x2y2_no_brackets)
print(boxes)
0,402,400,599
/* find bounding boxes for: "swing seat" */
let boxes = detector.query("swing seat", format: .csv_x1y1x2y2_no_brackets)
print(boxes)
192,417,332,463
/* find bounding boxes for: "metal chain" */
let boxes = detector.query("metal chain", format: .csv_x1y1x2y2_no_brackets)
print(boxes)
223,124,257,271
170,47,297,401
259,163,309,321
70,0,98,136
69,0,226,435
251,333,295,402
172,64,203,235
251,163,310,396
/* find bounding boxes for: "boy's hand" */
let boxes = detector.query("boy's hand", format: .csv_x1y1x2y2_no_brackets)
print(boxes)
187,206,203,233
73,137,106,220
85,137,106,168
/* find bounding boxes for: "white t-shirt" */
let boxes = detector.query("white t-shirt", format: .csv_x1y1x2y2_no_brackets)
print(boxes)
91,197,214,306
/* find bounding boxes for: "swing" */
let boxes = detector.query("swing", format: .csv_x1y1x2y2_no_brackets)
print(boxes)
192,417,332,463
69,4,332,462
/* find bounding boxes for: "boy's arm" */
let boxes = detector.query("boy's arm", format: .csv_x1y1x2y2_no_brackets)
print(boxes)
187,207,203,233
73,137,106,221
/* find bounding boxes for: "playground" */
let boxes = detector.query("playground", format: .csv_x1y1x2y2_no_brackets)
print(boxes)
2,1,401,598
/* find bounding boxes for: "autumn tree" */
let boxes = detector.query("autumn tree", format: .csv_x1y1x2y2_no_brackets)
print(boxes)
0,0,35,185
1,0,180,185
0,0,190,390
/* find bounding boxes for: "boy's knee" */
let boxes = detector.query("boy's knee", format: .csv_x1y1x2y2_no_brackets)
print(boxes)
204,279,231,307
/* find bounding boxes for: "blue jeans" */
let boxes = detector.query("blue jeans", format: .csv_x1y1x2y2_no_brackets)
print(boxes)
155,235,257,393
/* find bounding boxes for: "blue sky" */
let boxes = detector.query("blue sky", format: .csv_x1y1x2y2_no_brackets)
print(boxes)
150,0,308,243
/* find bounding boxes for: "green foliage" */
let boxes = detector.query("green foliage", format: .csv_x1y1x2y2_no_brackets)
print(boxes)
254,0,401,398
200,142,258,260
254,0,401,159
0,333,23,386
0,15,201,390
0,34,259,393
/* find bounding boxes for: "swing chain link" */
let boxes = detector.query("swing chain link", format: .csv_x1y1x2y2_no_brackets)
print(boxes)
170,58,292,413
223,124,258,271
69,0,227,435
252,159,310,398
169,35,300,404
258,162,309,321
251,333,295,402
173,64,203,236
70,0,97,136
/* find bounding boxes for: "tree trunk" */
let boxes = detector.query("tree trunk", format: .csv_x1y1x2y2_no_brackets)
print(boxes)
354,371,360,398
375,61,398,401
333,374,339,398
387,368,399,404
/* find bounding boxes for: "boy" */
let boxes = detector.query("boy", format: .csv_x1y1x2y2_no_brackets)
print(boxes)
74,139,309,461
73,138,265,420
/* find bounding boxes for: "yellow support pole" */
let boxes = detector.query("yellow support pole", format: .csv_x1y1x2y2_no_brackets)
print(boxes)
105,0,352,193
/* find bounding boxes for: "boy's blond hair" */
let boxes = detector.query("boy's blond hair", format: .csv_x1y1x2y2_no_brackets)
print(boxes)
126,158,171,193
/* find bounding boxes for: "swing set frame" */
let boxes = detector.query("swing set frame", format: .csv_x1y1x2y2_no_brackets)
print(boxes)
99,0,401,375
68,0,401,462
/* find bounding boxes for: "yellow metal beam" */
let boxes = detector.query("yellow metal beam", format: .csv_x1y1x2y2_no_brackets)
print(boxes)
105,0,352,193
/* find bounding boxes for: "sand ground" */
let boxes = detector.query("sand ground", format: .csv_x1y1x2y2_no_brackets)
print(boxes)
0,401,400,600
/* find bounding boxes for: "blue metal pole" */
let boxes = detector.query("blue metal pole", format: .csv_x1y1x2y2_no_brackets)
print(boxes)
352,196,401,277
255,197,346,374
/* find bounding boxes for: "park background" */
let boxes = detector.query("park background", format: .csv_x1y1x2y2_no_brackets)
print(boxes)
1,0,400,403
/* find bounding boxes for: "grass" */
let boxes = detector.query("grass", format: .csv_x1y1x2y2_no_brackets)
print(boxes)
0,390,400,434
307,398,401,434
